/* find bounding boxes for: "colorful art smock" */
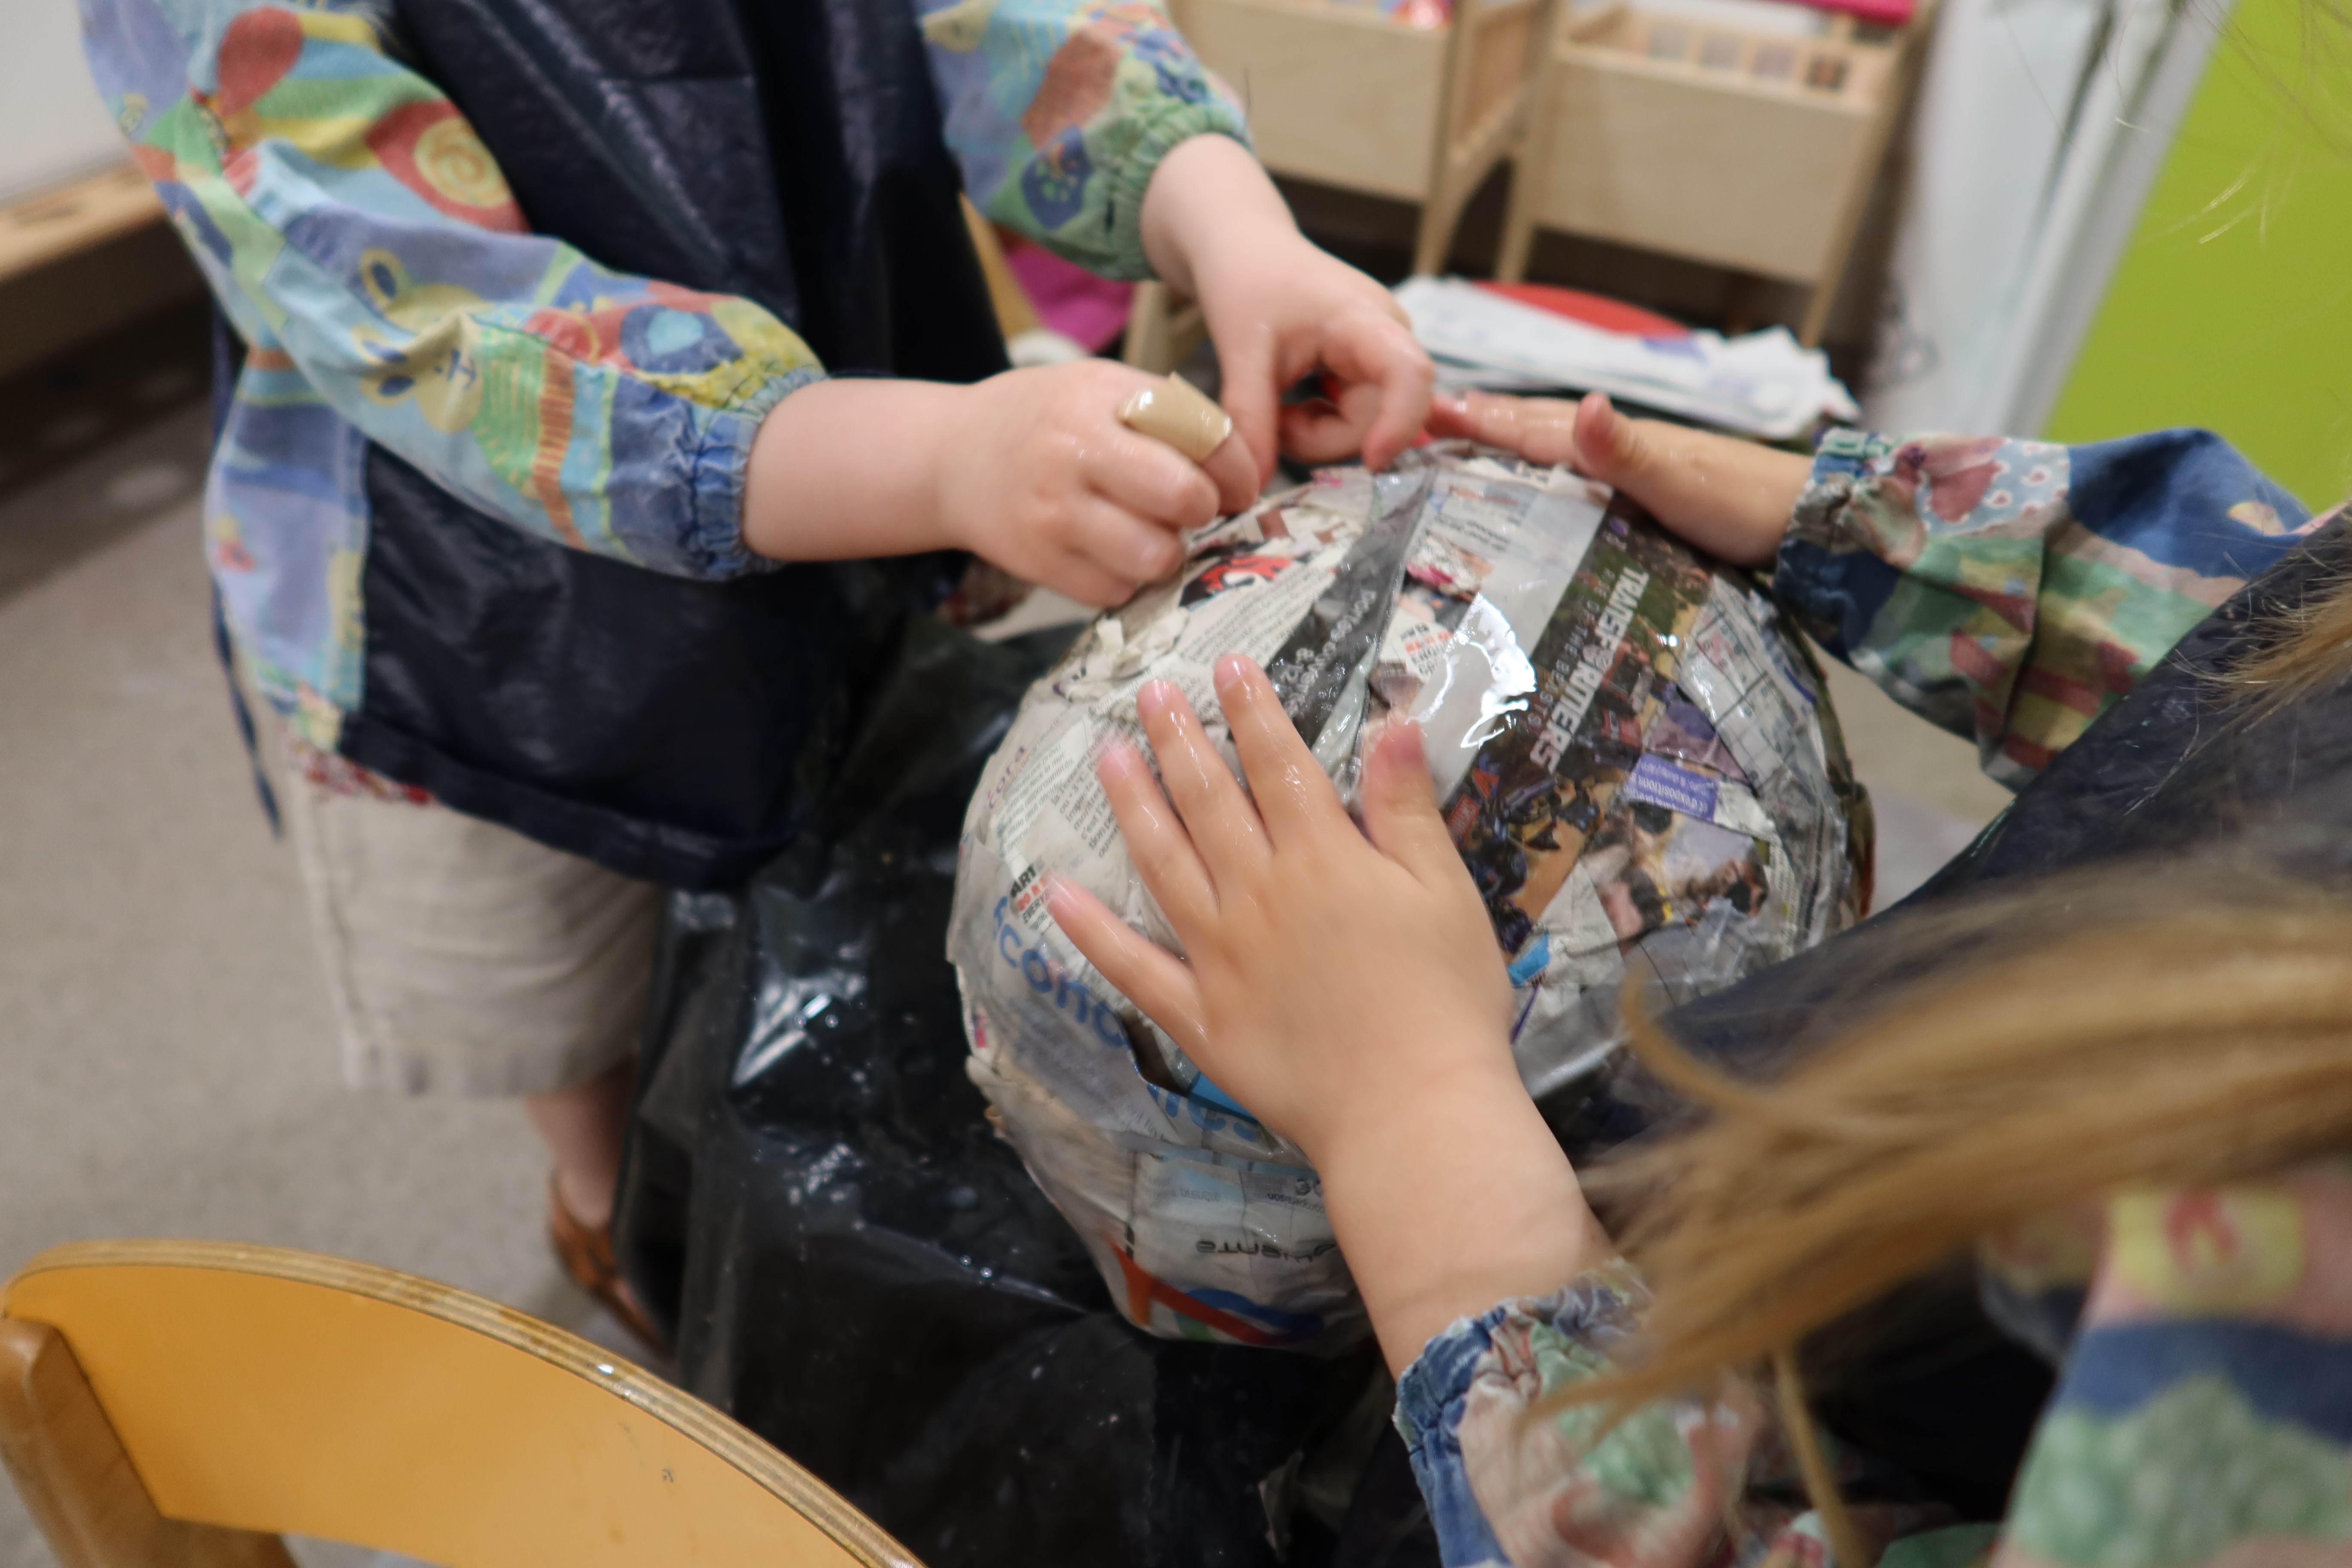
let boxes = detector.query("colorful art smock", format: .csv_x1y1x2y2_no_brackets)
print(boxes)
77,0,1247,886
1398,428,2352,1567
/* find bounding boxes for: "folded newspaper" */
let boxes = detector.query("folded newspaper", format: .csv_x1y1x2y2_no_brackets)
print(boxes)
1397,275,1859,439
949,444,1870,1351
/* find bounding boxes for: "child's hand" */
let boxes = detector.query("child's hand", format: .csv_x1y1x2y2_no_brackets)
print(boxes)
935,360,1259,607
1046,656,1513,1164
1427,390,1810,567
1197,234,1433,484
1047,655,1600,1373
1140,136,1432,486
742,363,1256,609
936,362,1270,606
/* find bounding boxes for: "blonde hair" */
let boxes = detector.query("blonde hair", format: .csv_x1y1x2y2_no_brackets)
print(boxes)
1544,857,2352,1558
2230,549,2352,710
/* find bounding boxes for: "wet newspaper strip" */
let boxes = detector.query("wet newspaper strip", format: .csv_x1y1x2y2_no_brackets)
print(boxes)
949,445,1868,1351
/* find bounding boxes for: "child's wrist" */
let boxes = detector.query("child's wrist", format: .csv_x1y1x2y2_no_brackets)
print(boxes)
1182,197,1309,276
741,380,965,561
1303,1050,1525,1176
1139,134,1299,296
1313,1063,1602,1374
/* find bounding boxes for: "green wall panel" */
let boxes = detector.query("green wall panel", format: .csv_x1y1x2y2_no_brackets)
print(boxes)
2043,0,2352,510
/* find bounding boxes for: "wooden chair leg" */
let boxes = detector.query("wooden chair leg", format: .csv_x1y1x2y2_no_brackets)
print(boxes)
1121,280,1207,375
1495,61,1565,283
1412,199,1455,280
0,1319,295,1568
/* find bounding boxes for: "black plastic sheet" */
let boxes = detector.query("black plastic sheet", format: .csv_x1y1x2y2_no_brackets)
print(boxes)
610,515,2352,1552
612,612,1428,1568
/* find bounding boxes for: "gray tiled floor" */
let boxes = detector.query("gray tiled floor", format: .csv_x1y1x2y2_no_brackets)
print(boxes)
0,405,606,1568
0,409,2009,1568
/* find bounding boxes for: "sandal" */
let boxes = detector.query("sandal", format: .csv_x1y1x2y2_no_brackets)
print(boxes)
548,1174,666,1357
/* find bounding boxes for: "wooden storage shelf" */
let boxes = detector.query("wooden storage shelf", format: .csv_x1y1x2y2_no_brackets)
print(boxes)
1500,0,1929,343
0,162,200,382
1173,0,1545,274
0,164,165,289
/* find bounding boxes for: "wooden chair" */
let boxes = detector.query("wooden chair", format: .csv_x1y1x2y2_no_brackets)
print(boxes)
0,1240,920,1568
1498,0,1935,345
1119,281,1208,377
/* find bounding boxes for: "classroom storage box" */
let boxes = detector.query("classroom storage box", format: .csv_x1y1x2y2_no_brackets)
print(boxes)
1171,0,1545,273
1500,1,1923,340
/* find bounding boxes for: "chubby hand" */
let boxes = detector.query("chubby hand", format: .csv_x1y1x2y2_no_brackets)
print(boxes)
1139,136,1432,487
1195,233,1433,485
1427,389,1810,568
1048,655,1601,1373
1045,656,1513,1165
937,360,1259,608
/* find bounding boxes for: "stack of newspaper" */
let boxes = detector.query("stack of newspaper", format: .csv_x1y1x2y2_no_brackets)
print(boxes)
1396,275,1859,441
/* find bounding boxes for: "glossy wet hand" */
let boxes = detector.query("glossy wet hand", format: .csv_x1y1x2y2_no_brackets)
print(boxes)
1427,389,1810,567
1044,657,1514,1165
1047,656,1602,1374
1194,235,1433,484
1139,135,1432,486
936,361,1259,609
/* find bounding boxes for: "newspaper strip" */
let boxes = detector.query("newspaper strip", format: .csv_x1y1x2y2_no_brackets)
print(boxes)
947,444,1868,1352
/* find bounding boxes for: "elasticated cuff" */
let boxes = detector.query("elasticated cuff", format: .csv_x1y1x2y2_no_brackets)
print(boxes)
1099,112,1253,283
677,364,823,580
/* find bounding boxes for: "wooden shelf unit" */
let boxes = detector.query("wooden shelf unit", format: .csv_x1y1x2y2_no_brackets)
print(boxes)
1173,0,1548,275
0,162,199,383
1499,0,1932,344
0,164,165,289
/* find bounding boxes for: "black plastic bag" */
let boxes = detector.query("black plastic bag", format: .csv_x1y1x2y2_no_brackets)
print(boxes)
612,612,1424,1568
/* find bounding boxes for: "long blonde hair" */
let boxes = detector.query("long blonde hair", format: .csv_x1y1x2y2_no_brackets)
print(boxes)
1547,854,2352,1556
2231,548,2352,709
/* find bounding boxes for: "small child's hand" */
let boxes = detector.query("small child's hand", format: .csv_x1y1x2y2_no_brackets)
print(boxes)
1139,136,1432,485
741,367,1251,598
937,361,1259,608
1049,656,1600,1373
1046,656,1514,1165
1427,390,1809,567
1196,233,1432,485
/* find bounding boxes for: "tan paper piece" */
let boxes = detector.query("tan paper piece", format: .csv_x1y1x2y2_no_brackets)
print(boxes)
1116,373,1233,464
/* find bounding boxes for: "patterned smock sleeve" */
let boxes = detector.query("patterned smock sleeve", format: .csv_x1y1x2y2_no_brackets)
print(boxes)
1773,429,2328,787
79,0,820,579
915,0,1251,280
1394,1262,1987,1567
1987,1165,2352,1568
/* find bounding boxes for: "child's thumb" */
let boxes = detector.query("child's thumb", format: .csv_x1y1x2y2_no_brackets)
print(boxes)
1569,392,1652,491
1360,719,1463,889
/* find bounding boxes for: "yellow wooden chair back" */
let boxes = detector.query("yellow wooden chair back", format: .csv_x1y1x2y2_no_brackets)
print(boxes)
0,1240,920,1568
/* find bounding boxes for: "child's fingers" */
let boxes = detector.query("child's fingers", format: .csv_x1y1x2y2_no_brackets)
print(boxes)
1211,655,1352,850
1199,432,1261,516
1424,391,1580,467
1567,391,1641,487
1135,679,1270,877
1044,876,1209,1054
1069,500,1184,588
1566,392,1804,568
1085,430,1222,536
1276,382,1382,466
1096,742,1216,932
1316,309,1433,471
1042,552,1144,611
1359,719,1470,892
1212,325,1281,490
